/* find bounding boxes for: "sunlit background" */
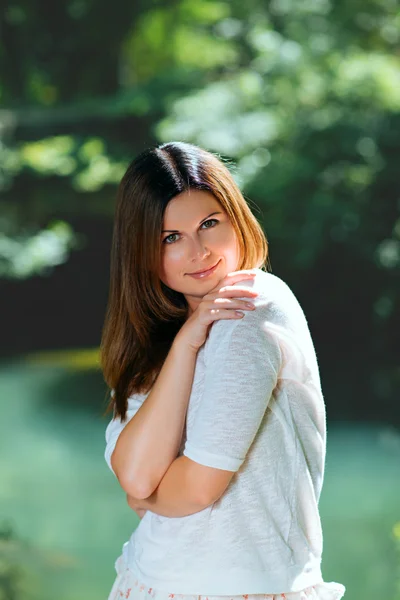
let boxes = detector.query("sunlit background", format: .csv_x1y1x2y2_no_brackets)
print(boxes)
0,0,399,599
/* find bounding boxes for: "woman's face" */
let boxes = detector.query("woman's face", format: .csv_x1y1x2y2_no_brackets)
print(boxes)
159,189,241,316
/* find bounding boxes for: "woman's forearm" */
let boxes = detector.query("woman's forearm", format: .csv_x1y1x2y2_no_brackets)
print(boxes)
111,337,197,499
127,456,209,518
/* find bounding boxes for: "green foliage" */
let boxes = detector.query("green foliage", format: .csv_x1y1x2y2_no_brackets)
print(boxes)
0,220,78,279
3,136,127,190
0,519,82,600
0,2,398,383
0,521,42,599
393,521,400,600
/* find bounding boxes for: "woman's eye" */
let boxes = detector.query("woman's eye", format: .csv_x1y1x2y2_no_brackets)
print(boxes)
202,219,218,229
163,233,179,244
162,219,218,244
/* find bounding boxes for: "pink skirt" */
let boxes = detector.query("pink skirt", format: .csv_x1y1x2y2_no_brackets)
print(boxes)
107,554,346,600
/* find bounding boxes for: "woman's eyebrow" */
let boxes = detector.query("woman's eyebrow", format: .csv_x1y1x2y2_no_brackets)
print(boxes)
161,211,222,233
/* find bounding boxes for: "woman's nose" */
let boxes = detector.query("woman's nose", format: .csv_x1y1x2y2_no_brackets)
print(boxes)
189,236,210,259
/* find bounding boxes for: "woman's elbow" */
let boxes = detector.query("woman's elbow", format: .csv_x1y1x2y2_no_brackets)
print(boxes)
111,452,151,499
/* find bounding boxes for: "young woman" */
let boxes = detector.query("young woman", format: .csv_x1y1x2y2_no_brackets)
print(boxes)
101,141,346,600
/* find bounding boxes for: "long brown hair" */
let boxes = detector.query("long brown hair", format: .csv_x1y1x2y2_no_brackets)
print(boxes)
100,141,270,421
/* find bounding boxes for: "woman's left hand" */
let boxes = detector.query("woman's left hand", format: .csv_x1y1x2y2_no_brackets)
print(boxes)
127,494,147,519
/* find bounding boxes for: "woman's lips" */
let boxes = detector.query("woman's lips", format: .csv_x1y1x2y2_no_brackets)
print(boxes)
187,259,220,279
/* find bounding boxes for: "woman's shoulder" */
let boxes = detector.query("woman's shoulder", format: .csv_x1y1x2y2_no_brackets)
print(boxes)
231,269,302,315
205,269,306,346
203,270,293,343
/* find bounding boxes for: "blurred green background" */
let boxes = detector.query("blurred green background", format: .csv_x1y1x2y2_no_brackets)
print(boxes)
0,0,399,598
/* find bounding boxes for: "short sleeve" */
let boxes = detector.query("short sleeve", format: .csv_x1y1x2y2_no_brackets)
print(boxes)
104,391,146,476
183,300,282,472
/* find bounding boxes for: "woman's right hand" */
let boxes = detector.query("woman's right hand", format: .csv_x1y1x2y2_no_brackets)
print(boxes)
175,269,259,353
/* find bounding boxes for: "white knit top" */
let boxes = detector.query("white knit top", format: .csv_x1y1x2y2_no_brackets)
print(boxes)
104,269,346,597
